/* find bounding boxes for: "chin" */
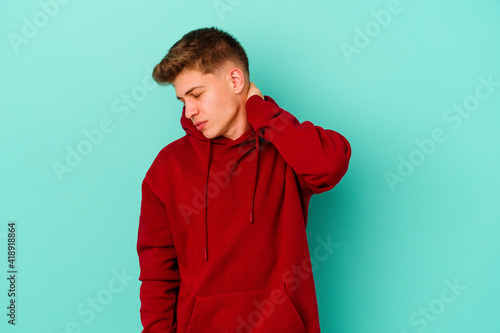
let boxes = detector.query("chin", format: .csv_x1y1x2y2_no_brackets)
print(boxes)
202,131,218,140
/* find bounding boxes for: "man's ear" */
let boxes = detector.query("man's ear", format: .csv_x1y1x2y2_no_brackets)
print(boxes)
229,67,245,94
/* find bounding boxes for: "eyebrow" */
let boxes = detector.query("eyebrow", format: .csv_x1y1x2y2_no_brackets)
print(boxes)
176,86,205,101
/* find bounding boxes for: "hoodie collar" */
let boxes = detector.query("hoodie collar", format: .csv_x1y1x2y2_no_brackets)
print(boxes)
181,106,257,149
180,106,260,261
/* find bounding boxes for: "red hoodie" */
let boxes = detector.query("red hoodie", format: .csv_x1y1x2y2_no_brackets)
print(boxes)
137,95,351,332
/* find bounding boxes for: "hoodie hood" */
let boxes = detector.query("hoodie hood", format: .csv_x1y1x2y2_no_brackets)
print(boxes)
180,106,260,261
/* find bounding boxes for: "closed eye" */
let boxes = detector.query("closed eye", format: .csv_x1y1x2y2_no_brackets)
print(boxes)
178,92,203,104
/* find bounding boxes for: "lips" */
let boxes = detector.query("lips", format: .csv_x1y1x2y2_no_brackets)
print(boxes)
194,121,207,130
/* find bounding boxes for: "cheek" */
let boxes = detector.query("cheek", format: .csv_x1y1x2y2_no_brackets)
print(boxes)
203,96,218,114
205,93,232,115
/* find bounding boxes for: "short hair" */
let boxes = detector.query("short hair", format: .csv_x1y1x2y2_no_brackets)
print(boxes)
152,27,249,85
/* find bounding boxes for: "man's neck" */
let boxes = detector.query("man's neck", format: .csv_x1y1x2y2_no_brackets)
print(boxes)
223,102,251,141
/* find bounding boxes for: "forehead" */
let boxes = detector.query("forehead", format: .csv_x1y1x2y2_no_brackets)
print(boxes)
173,69,214,95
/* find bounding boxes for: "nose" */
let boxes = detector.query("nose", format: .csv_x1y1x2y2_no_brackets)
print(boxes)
184,102,198,120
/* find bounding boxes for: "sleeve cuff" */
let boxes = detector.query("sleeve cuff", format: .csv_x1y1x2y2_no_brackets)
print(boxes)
246,95,280,128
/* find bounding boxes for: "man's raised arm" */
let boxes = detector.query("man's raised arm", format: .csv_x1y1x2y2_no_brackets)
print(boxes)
246,87,351,195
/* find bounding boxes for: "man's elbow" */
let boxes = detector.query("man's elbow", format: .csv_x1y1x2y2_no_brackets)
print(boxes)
318,149,351,193
330,154,350,186
328,130,351,185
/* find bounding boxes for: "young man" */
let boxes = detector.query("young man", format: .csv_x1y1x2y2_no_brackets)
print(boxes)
137,27,351,333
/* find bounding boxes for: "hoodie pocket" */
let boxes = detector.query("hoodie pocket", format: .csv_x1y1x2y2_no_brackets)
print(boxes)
185,283,306,333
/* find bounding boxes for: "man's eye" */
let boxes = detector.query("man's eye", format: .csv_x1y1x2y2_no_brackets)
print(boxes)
193,93,202,98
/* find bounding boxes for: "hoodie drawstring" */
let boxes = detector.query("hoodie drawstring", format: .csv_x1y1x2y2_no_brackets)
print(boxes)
249,131,259,223
204,139,212,261
203,131,260,261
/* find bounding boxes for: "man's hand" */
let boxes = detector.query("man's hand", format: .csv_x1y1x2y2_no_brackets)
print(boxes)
246,81,264,101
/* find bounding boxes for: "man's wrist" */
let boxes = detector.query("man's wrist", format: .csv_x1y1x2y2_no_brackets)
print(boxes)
246,95,274,127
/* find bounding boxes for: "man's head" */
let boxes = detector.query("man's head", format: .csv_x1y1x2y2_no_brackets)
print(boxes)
152,27,252,140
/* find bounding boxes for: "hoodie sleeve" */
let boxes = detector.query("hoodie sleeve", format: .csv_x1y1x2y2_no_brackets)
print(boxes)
137,176,181,333
246,95,351,195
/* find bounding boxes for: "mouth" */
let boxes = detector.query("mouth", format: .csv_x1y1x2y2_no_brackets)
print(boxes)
195,121,207,130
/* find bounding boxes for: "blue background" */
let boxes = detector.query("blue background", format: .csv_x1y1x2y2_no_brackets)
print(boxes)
1,0,499,332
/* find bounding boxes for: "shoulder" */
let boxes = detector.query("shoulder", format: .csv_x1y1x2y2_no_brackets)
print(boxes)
156,135,191,163
145,135,192,182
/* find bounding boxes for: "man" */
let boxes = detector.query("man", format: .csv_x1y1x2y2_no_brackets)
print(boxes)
137,27,351,332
